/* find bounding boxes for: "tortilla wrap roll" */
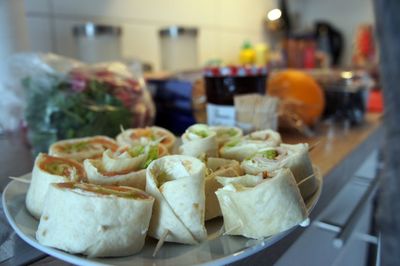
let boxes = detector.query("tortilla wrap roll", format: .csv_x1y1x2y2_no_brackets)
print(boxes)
240,143,317,199
146,155,207,244
83,145,159,189
116,126,176,152
204,158,244,221
243,129,282,145
210,126,243,147
215,168,307,239
179,124,218,158
219,137,279,162
25,153,86,219
49,136,118,162
36,182,154,257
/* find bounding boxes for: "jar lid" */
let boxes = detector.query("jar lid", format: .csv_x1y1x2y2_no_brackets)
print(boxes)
159,26,198,37
73,23,122,37
204,66,268,77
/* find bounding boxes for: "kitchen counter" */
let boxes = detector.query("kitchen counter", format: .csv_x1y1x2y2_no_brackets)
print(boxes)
0,113,383,265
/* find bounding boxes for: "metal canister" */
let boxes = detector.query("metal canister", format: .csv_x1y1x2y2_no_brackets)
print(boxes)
73,23,122,63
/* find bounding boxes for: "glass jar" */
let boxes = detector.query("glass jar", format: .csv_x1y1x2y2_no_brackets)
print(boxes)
73,23,122,64
204,66,268,126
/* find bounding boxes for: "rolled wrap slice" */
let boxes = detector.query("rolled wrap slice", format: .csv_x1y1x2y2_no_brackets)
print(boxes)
49,136,118,162
219,137,279,162
215,168,307,239
179,124,218,158
240,143,316,199
210,126,243,147
204,157,244,221
243,129,282,145
146,155,207,244
25,153,86,219
84,145,159,189
116,126,176,152
36,182,154,257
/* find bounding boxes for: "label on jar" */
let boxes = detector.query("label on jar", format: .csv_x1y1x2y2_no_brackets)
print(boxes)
207,103,236,126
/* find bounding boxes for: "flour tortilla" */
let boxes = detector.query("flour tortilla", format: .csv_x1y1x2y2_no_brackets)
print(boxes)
206,157,243,173
219,138,279,162
25,153,86,220
215,168,307,239
49,136,118,162
36,183,154,257
84,159,146,190
244,129,282,146
102,149,146,173
179,124,218,158
241,143,317,199
146,155,207,244
204,157,244,220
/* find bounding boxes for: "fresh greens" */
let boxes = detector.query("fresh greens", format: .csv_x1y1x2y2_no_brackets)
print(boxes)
63,141,89,153
45,162,71,176
194,130,209,138
23,72,133,154
222,128,238,137
225,139,240,148
127,145,145,157
142,145,159,168
262,149,278,160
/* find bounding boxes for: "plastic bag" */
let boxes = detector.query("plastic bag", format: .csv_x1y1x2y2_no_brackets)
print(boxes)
3,53,155,153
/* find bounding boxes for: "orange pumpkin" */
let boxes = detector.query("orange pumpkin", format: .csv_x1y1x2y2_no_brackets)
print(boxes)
267,70,325,126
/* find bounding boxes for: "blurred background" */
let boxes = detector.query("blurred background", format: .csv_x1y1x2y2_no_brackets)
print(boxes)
21,0,374,69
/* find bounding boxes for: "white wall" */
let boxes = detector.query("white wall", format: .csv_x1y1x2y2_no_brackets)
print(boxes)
24,0,375,69
24,0,275,70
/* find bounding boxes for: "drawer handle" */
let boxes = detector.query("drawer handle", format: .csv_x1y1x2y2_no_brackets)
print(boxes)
314,174,380,248
333,175,380,248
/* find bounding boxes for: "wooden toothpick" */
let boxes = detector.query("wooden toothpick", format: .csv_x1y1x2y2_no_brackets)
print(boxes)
152,229,170,257
8,176,31,183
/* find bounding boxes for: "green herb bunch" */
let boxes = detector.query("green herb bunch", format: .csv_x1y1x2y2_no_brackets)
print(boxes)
23,68,143,154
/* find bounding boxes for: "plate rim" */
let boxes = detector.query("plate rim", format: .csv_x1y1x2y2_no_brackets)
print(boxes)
2,171,322,266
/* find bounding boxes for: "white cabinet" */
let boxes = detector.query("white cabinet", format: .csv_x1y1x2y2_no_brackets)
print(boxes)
276,151,379,266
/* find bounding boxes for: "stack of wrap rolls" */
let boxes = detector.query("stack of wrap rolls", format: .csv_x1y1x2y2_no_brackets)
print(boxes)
21,124,318,257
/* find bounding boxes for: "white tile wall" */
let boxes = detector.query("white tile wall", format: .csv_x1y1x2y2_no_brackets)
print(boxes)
26,17,53,52
218,0,273,31
197,29,220,65
51,0,219,26
24,0,276,70
24,0,51,14
121,23,160,69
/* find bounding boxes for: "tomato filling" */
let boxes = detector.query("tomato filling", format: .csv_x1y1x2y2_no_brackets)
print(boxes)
55,137,118,153
39,154,86,178
57,182,150,199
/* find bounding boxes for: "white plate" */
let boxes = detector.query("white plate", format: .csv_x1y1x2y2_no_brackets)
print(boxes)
2,173,322,266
